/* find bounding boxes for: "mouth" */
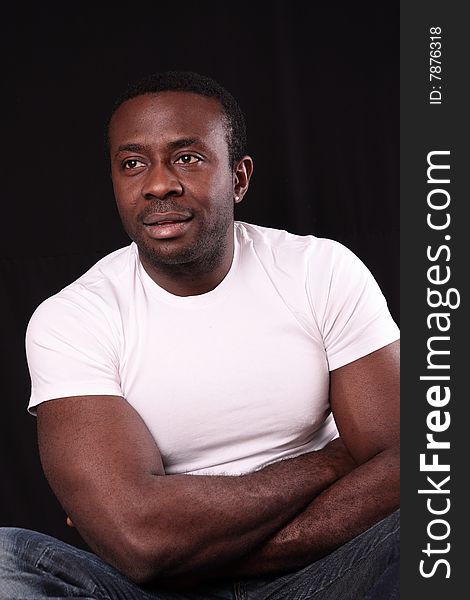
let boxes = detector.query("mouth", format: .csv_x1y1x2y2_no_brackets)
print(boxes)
142,212,194,240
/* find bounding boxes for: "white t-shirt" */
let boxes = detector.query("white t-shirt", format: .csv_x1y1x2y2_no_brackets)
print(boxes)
26,222,399,475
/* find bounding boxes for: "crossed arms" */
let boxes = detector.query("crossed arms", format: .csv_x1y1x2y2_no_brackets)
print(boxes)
36,340,399,585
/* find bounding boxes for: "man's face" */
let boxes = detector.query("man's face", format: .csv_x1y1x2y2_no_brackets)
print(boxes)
109,91,237,271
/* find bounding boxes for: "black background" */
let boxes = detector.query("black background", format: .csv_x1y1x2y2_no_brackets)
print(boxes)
1,3,399,550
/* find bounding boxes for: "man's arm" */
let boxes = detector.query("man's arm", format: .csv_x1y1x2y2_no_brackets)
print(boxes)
37,396,355,583
207,340,400,579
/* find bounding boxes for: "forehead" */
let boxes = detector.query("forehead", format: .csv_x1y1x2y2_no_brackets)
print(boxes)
109,91,228,150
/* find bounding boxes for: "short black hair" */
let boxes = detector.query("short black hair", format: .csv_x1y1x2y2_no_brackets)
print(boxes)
108,71,247,168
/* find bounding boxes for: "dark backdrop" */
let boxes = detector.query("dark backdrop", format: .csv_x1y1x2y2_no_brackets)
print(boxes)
1,3,399,548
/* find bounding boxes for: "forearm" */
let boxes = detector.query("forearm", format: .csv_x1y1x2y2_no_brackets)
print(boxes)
211,444,399,579
73,439,354,582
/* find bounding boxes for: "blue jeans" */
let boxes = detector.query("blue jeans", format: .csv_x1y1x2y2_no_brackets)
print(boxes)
0,510,399,599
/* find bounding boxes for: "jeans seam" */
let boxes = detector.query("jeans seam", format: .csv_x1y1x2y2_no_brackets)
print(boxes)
270,521,400,600
33,545,52,571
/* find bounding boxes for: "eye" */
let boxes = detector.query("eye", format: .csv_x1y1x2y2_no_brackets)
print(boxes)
175,154,201,165
122,158,145,169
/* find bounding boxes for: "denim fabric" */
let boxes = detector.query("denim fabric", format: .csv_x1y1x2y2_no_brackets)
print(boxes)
0,510,399,599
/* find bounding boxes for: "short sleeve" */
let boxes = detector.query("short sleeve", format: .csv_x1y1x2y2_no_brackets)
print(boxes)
307,240,400,371
26,291,123,414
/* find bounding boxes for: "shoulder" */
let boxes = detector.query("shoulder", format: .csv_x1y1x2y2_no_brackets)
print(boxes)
234,221,364,331
27,244,136,337
70,243,136,298
235,221,356,275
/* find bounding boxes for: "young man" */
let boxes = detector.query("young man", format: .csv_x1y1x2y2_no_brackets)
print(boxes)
0,72,400,599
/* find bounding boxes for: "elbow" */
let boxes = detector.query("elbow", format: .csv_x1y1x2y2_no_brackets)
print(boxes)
112,516,193,583
117,559,155,585
107,533,165,584
78,512,172,584
353,437,400,466
76,494,196,583
113,524,173,584
117,550,160,585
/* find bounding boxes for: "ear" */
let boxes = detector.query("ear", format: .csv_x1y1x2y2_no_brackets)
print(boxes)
233,156,254,204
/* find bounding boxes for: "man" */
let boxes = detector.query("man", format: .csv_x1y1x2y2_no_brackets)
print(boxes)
0,71,400,599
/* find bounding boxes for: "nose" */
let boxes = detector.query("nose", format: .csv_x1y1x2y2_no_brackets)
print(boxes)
141,163,183,200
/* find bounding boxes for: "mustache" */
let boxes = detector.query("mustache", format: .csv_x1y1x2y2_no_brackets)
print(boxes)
138,201,194,221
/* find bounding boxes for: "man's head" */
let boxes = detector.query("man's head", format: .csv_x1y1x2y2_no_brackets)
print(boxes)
108,71,247,169
108,72,253,293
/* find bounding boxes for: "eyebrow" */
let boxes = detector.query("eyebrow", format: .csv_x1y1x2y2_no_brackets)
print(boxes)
168,137,201,150
115,138,203,157
116,143,146,155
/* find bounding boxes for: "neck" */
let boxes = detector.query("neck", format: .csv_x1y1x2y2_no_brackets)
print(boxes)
139,237,234,297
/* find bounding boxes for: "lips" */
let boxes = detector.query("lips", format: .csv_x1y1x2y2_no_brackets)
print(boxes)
142,212,193,240
142,212,193,226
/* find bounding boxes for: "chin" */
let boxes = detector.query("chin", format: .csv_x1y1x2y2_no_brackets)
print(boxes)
132,217,232,272
138,239,202,267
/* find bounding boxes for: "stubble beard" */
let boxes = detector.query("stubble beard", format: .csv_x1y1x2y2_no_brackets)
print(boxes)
132,205,235,279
